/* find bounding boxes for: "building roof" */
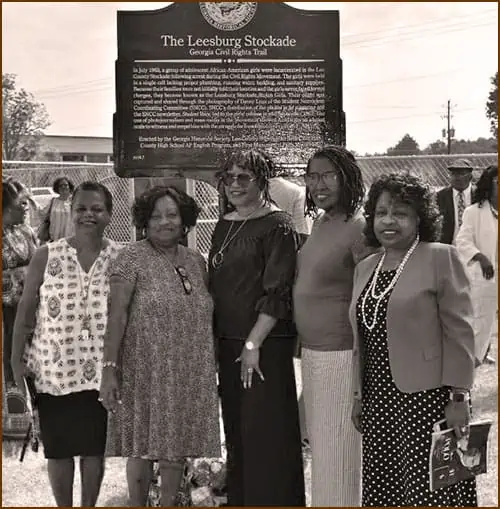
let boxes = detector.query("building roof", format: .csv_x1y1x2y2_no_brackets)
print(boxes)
280,153,497,188
40,135,112,154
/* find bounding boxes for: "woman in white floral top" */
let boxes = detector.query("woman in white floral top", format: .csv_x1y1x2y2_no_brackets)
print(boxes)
2,179,38,388
11,181,121,507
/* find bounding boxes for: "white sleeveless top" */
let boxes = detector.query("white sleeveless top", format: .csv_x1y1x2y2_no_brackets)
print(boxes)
25,238,122,395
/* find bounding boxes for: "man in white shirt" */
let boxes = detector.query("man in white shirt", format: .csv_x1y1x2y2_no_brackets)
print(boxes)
268,176,312,235
436,158,474,245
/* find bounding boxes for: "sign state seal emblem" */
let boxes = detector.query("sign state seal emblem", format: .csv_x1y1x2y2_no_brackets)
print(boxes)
199,2,257,31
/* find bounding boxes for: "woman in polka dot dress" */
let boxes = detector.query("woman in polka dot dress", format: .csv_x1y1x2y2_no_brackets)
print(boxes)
349,174,477,506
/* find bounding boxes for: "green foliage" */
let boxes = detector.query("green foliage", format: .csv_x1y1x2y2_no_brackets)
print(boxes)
485,72,498,140
386,134,420,156
423,137,497,155
2,73,50,161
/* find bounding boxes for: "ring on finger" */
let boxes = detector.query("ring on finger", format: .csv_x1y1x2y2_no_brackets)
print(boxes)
247,368,253,373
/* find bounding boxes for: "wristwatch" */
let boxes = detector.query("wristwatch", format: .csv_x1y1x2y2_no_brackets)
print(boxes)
244,341,257,351
449,391,470,402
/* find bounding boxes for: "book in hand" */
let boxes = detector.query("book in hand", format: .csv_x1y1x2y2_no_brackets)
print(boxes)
429,418,492,492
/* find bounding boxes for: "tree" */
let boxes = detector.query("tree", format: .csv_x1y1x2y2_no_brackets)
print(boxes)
486,72,498,140
423,137,497,155
2,73,51,160
386,134,420,156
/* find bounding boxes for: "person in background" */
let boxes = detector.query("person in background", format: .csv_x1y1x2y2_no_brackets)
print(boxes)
456,165,498,366
39,177,75,243
268,158,312,447
100,186,220,507
351,173,477,506
11,182,121,507
436,158,475,245
269,173,312,237
2,179,38,389
209,149,305,506
293,146,371,506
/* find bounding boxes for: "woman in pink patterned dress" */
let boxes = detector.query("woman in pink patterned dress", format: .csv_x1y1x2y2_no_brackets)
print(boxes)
11,181,121,507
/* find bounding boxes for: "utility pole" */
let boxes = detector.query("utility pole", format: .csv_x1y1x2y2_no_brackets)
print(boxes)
441,100,455,154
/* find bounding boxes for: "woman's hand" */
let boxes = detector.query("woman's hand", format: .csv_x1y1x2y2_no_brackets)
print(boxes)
237,348,265,389
99,367,121,413
474,253,495,280
351,399,362,433
445,400,471,439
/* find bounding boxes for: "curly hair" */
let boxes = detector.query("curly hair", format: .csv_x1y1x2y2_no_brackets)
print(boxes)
72,181,113,214
472,165,498,207
304,146,365,220
53,177,75,194
217,149,276,213
364,173,442,247
132,185,201,231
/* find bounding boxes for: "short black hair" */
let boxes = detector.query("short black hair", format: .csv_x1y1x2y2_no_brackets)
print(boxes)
473,165,498,207
71,181,113,214
53,177,75,194
304,146,365,220
364,173,442,247
132,186,200,231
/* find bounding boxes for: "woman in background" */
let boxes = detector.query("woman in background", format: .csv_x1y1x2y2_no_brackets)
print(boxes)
456,165,498,366
39,177,74,243
3,179,38,389
100,186,220,507
351,173,476,506
293,146,370,506
12,182,120,507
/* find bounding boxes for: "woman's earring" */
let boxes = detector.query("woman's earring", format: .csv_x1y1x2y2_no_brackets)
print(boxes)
183,226,189,236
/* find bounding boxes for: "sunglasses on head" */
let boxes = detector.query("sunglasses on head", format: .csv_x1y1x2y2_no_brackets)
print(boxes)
220,173,257,187
175,266,192,295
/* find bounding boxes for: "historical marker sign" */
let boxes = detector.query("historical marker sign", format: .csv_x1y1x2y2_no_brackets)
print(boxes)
114,2,343,178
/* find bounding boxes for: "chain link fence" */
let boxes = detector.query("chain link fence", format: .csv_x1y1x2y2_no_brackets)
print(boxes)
2,153,497,254
2,161,136,243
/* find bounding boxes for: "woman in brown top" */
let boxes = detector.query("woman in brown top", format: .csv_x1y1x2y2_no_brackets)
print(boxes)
293,146,371,506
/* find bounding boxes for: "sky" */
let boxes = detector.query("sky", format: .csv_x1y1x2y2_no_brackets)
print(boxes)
2,1,498,155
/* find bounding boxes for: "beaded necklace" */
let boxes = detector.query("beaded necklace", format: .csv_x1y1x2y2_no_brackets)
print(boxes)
361,236,420,332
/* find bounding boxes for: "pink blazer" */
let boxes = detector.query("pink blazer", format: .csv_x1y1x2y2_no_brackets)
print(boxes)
349,242,475,400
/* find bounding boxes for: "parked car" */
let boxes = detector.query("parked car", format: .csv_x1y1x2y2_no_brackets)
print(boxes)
30,187,57,211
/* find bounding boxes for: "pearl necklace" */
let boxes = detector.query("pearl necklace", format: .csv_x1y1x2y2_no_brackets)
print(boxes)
361,236,420,332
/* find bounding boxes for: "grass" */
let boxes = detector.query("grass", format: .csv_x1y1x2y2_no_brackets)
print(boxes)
2,333,497,507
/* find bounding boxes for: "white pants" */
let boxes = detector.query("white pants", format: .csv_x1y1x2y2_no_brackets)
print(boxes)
470,278,497,361
301,348,361,507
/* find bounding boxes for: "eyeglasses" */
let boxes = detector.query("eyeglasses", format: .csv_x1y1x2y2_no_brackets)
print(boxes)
175,266,192,295
303,172,339,187
220,173,257,187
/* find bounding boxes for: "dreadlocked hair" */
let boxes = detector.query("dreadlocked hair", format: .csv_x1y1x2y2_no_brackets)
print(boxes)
305,146,365,221
218,149,277,214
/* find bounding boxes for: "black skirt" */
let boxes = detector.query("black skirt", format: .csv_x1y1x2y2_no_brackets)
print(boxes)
37,390,107,459
218,337,305,507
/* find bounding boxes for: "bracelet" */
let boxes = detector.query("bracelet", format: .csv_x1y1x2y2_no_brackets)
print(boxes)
102,360,118,369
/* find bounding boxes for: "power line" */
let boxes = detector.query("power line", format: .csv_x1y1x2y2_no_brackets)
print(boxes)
348,106,478,125
341,8,496,41
343,20,496,50
345,67,470,90
27,10,497,98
